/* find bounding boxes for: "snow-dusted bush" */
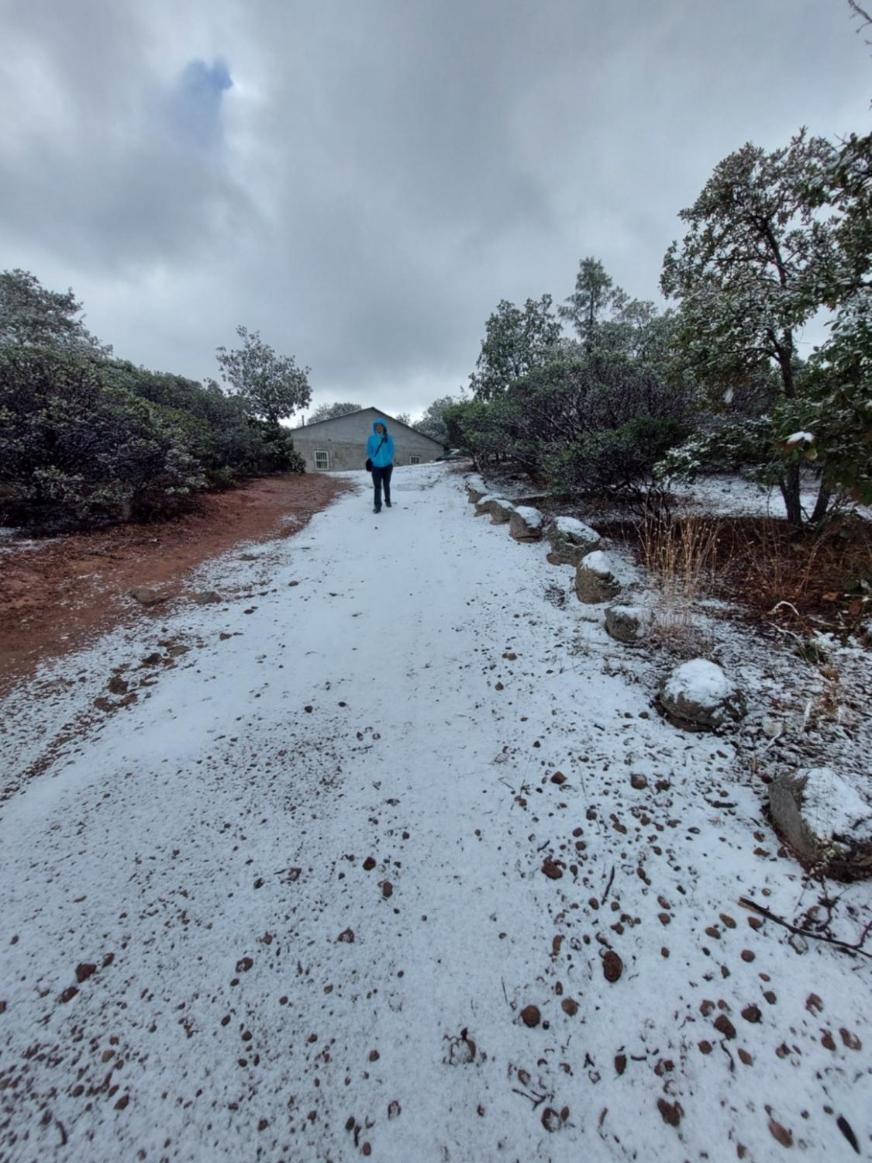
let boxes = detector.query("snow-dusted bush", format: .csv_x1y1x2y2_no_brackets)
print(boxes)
0,347,206,529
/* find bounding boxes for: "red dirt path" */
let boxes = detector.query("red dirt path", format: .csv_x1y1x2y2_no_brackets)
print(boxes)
0,473,351,696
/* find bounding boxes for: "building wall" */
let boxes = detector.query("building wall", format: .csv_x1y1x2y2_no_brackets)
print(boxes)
292,408,444,472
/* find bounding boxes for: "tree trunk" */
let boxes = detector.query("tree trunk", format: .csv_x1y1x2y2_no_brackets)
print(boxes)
779,463,803,527
809,476,832,525
776,329,795,398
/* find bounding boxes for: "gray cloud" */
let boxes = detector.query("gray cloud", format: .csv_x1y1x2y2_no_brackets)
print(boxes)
0,0,868,416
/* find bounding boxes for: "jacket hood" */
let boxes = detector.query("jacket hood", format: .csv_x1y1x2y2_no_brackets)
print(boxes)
372,418,390,434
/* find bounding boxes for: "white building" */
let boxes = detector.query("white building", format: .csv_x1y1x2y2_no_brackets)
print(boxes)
292,407,445,472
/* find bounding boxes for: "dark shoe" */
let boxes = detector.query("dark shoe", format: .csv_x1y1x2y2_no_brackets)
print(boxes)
385,500,392,508
373,505,381,513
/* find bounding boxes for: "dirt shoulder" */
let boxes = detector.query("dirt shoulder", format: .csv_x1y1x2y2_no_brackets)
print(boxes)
0,472,352,695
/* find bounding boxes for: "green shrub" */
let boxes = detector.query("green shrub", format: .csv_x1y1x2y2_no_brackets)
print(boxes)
254,423,306,474
0,346,205,529
549,416,689,500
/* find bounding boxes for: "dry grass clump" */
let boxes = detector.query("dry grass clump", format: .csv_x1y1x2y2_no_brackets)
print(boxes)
634,514,721,656
605,510,871,642
638,514,722,602
712,516,871,636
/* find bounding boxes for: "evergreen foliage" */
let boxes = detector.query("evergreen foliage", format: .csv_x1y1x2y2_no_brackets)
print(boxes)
444,121,866,519
659,130,867,525
216,325,312,426
308,401,363,422
0,273,307,530
413,395,458,444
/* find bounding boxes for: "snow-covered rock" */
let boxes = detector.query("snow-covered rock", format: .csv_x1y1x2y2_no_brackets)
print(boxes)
465,478,487,503
575,550,621,603
604,604,650,644
474,494,501,516
509,506,544,542
658,658,746,730
474,495,516,523
546,515,601,564
769,768,872,879
488,498,516,525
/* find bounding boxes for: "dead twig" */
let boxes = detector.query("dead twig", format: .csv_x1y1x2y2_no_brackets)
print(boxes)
511,1086,550,1109
600,865,615,905
738,896,872,959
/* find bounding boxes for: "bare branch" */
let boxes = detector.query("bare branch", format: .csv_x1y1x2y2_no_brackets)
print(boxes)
848,0,872,43
739,896,872,959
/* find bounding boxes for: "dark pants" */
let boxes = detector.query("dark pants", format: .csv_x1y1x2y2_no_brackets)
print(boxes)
371,465,393,509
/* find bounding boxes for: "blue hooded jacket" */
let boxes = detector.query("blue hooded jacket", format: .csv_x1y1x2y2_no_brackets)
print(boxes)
367,418,395,468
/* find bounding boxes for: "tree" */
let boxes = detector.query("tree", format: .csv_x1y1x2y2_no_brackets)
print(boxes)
798,130,872,504
559,258,624,352
393,412,412,426
216,325,312,426
470,295,561,400
0,268,110,354
413,395,458,444
308,401,363,423
660,131,842,525
455,349,691,492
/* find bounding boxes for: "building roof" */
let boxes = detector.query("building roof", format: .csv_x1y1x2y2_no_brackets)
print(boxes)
296,406,445,448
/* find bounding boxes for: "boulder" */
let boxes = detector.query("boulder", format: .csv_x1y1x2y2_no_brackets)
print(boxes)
658,659,746,730
488,499,516,525
509,506,544,542
575,550,622,604
474,494,500,517
466,480,487,504
191,590,223,605
129,587,168,608
604,604,650,644
546,516,601,565
769,768,872,879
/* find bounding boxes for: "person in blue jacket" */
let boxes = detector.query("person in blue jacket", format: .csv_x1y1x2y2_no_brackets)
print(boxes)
366,418,395,513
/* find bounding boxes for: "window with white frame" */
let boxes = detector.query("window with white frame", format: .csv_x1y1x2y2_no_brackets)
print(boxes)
409,455,421,465
314,449,330,469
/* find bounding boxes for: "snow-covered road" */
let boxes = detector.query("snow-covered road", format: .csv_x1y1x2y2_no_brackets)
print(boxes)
1,465,869,1162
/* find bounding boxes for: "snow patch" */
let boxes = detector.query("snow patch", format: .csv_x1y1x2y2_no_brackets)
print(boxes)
553,515,599,541
512,505,543,528
663,658,733,708
800,768,872,843
579,549,613,577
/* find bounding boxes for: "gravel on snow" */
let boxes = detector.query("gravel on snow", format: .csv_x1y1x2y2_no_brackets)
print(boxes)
0,464,869,1162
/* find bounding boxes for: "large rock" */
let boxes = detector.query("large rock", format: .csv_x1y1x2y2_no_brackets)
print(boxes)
509,506,544,542
488,499,516,525
546,516,601,565
466,479,487,504
769,768,872,879
575,550,622,604
474,495,515,523
605,604,650,644
474,494,500,516
658,659,746,730
129,587,169,608
191,590,223,605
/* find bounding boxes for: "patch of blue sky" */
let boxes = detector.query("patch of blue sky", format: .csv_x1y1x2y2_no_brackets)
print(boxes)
167,58,233,154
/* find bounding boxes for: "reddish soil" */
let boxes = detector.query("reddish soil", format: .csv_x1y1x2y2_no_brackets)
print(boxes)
0,473,352,695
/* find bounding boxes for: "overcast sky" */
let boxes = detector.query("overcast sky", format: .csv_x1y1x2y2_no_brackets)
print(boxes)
1,0,868,419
